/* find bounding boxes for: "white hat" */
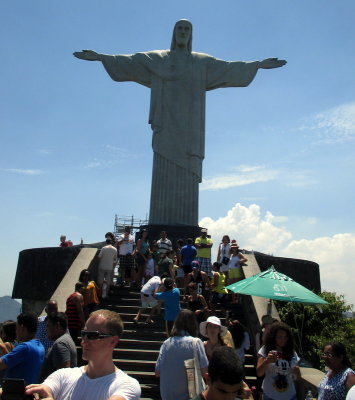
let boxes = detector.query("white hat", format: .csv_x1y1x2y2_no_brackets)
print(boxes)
199,316,227,337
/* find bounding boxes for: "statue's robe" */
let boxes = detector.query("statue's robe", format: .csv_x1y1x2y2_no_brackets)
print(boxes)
100,50,259,225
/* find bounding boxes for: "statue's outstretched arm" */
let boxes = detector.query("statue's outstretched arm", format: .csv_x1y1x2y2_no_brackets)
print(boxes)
73,50,102,61
258,58,287,69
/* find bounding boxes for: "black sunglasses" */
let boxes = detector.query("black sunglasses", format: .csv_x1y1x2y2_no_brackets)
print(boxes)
81,330,114,340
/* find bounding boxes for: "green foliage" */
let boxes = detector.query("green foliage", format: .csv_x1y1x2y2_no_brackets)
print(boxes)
277,291,355,369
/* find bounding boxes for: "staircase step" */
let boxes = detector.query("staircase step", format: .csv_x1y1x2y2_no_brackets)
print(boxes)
124,370,158,385
115,358,156,372
114,348,159,361
119,338,163,350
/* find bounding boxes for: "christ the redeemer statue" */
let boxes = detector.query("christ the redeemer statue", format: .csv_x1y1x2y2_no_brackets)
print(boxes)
74,19,286,226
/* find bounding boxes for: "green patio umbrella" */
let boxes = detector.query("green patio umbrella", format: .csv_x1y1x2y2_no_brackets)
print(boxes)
225,266,328,305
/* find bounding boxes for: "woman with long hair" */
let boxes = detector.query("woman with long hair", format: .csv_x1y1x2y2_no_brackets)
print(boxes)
228,319,250,364
78,269,100,318
186,282,209,324
318,341,354,400
155,309,208,400
199,316,228,361
256,321,301,400
228,241,247,303
135,229,149,288
217,235,231,284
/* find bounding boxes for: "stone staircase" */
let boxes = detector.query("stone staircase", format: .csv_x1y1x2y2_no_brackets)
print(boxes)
79,286,258,400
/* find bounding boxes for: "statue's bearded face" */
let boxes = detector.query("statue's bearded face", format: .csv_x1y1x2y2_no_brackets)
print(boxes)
174,21,192,47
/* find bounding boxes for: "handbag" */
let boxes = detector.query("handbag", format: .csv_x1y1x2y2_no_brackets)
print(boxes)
184,338,206,399
221,256,230,265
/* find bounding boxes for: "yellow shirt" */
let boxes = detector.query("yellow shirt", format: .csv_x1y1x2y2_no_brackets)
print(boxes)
195,237,213,259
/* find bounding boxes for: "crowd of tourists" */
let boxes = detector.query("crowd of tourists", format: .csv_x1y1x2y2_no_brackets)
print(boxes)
0,229,353,399
0,305,354,400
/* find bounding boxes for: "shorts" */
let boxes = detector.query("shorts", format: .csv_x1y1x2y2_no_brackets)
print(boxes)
119,254,135,278
140,293,158,308
196,257,212,277
229,267,243,279
136,253,146,266
220,264,229,273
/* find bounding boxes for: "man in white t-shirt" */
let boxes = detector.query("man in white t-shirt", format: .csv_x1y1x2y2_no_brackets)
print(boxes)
133,276,162,324
26,309,141,400
117,226,135,286
98,239,118,286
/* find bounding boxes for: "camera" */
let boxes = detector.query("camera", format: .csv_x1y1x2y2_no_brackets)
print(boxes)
1,379,34,400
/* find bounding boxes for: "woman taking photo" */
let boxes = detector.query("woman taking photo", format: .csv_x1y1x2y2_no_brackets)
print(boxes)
256,321,300,400
318,341,355,400
155,309,208,400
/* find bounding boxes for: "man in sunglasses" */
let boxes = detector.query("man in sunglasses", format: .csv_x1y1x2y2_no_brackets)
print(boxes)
26,309,141,400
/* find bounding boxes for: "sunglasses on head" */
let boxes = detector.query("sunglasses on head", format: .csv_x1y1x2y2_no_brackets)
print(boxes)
81,330,114,340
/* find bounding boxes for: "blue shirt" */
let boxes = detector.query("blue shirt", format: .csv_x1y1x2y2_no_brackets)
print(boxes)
156,288,181,321
2,339,45,384
180,245,197,266
35,315,54,352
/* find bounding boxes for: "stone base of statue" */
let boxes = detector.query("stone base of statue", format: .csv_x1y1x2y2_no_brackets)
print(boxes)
138,224,203,248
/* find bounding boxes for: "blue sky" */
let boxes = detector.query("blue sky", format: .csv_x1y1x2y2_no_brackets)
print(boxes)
1,1,354,307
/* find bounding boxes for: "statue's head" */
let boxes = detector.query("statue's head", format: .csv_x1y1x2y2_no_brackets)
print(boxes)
171,19,192,52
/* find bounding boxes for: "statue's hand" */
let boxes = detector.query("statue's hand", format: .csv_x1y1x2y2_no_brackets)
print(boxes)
73,50,101,61
259,58,287,69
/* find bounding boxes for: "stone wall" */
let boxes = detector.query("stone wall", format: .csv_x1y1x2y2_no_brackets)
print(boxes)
253,251,321,292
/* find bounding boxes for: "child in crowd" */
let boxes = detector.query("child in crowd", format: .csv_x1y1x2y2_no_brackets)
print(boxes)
145,252,155,283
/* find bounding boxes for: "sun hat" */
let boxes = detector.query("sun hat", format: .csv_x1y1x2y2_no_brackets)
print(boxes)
230,239,239,248
199,316,227,337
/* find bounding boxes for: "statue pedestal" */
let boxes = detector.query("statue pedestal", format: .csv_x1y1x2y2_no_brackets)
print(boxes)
138,224,202,248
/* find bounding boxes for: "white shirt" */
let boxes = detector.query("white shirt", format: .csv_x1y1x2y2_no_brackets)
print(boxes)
141,276,161,295
98,245,117,270
44,366,141,400
118,234,135,255
258,346,299,400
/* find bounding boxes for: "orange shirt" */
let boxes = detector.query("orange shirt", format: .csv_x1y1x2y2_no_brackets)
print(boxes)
83,281,99,305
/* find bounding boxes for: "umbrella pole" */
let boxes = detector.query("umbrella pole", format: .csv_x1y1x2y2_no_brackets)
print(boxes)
291,302,305,360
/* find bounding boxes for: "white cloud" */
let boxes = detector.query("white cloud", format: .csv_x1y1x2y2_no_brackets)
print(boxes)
200,203,292,255
200,166,278,191
84,144,138,169
0,168,43,175
281,234,355,306
199,203,355,306
37,149,51,155
302,102,355,145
